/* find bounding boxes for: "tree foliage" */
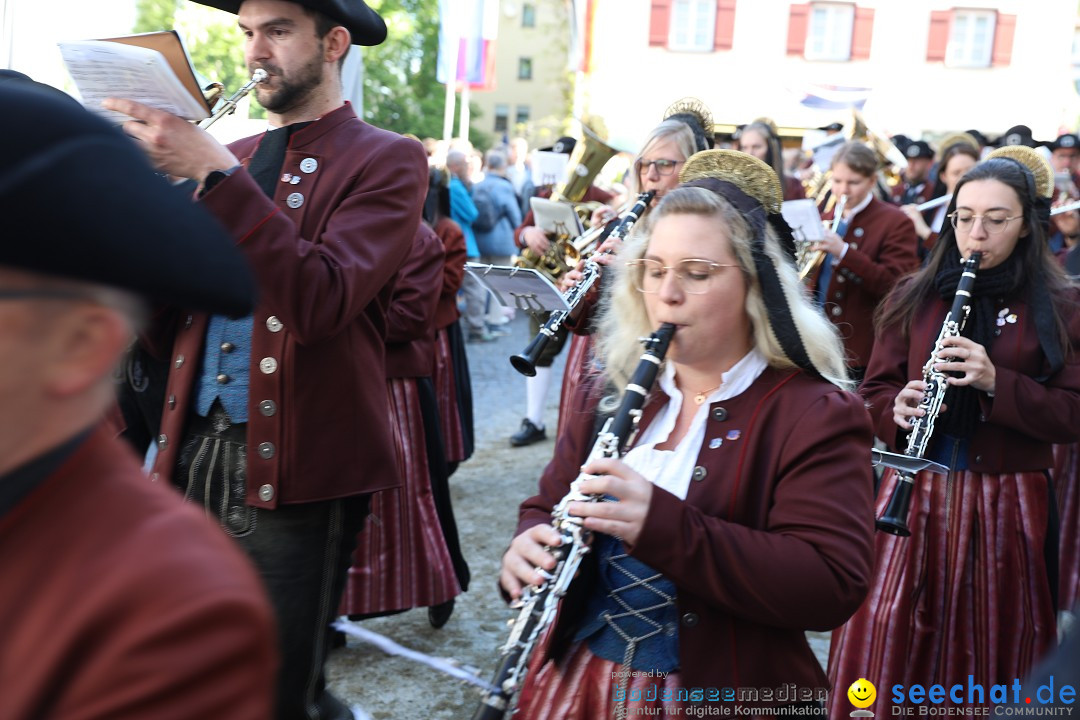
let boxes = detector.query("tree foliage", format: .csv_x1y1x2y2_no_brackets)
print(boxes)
133,0,263,119
362,0,490,148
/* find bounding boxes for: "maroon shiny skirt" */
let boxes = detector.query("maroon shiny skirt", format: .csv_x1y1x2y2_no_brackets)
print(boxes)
827,468,1056,719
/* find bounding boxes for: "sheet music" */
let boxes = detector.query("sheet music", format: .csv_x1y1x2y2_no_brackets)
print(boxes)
529,197,583,237
465,262,570,314
781,199,825,243
58,40,209,123
531,151,569,187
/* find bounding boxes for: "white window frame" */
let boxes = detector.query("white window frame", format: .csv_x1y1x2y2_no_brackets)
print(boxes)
804,3,855,62
667,0,717,53
946,9,996,68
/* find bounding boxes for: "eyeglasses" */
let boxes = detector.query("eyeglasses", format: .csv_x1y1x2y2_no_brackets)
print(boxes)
636,159,683,177
626,258,738,295
948,211,1022,235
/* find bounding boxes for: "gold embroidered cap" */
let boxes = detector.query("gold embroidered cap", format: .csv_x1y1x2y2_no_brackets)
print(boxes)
937,132,981,161
664,97,715,151
986,145,1054,199
678,149,783,214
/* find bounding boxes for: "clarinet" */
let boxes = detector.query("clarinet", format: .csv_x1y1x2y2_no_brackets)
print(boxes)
510,191,656,377
876,252,982,536
475,322,677,719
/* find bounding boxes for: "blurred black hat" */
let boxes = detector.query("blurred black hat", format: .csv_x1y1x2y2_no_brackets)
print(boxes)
0,80,255,316
540,136,577,155
818,122,843,133
996,125,1036,148
890,134,913,153
904,140,934,160
963,129,988,148
190,0,386,46
1045,133,1080,152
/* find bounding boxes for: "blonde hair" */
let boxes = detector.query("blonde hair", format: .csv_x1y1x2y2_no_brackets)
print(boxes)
595,186,852,403
629,120,698,196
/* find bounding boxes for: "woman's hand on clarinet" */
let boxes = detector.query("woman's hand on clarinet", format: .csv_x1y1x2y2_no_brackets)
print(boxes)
570,457,653,548
934,336,996,393
499,524,563,601
893,380,929,430
102,98,239,182
590,205,617,228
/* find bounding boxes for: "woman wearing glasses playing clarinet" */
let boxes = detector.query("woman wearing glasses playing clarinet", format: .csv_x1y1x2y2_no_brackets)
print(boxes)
828,147,1080,720
498,151,875,718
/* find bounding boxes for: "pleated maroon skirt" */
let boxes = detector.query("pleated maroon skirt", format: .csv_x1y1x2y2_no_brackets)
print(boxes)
827,467,1056,719
340,378,460,615
1054,443,1080,611
434,326,468,465
515,642,683,720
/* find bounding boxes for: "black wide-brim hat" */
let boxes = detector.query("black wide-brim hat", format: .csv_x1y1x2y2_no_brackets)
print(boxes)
191,0,386,46
0,81,255,317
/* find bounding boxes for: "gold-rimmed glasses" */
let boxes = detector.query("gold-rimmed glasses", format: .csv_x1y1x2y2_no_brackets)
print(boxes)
626,258,738,295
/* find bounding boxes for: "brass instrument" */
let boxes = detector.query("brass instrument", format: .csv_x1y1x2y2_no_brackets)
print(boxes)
515,124,620,282
198,69,267,130
796,194,846,281
847,108,908,188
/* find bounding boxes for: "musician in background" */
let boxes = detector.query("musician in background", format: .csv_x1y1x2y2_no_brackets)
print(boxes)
500,151,874,717
103,1,428,717
736,119,806,200
558,107,711,438
0,77,276,720
510,138,616,448
901,136,979,256
814,142,919,383
828,148,1080,719
893,140,935,206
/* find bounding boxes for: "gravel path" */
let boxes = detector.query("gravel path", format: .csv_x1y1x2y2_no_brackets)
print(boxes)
326,314,831,718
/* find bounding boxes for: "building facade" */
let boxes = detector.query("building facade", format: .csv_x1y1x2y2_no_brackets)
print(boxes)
469,0,573,148
576,0,1080,152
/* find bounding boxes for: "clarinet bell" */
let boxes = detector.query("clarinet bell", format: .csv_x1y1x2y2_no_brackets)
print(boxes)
875,472,915,537
510,331,552,377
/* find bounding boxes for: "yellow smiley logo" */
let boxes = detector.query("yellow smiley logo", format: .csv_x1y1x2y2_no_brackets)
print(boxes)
847,678,876,709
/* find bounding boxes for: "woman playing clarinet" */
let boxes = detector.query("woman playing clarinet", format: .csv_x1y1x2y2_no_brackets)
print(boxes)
828,146,1080,718
496,150,875,718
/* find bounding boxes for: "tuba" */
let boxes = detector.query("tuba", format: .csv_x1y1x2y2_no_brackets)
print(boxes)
514,124,620,282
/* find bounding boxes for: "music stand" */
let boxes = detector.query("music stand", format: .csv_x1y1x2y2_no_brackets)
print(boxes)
464,263,569,317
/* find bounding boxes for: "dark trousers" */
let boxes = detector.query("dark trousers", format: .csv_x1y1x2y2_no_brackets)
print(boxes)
175,405,369,720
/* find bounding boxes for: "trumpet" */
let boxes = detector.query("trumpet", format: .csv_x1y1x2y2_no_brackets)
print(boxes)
198,69,267,130
796,194,846,281
511,191,655,377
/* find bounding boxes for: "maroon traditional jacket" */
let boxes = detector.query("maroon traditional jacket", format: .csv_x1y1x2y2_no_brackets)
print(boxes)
818,197,919,368
386,224,444,379
861,289,1080,473
1,428,276,720
433,216,466,330
149,103,427,507
516,367,875,694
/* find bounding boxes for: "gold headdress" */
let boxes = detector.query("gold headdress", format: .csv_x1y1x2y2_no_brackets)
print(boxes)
936,132,980,161
664,97,715,152
678,149,783,214
986,145,1054,199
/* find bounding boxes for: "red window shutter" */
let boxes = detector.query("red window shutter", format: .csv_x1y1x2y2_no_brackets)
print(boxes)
926,10,951,62
649,0,673,47
714,0,737,50
992,13,1016,67
787,3,810,56
850,7,875,60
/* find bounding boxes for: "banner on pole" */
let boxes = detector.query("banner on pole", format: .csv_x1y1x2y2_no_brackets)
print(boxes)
437,0,498,91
